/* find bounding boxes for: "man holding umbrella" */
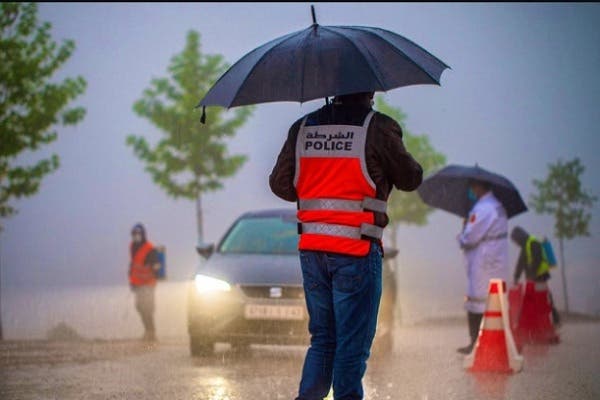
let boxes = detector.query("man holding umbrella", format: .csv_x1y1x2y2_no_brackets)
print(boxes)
417,164,527,355
456,179,510,354
270,91,423,399
198,6,450,397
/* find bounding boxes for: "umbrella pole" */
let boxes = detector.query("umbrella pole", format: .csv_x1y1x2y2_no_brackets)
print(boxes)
311,5,317,25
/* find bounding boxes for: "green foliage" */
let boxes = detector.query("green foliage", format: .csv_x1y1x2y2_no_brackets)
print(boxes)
530,157,597,240
375,96,446,227
0,2,87,225
126,30,254,200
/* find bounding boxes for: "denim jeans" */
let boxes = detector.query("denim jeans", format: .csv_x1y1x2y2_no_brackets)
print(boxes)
296,242,383,400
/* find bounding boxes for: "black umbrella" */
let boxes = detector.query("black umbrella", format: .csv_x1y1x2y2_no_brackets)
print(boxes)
417,164,528,219
197,6,449,118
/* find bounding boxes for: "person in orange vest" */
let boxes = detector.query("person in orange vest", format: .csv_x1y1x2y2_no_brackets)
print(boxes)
270,92,423,400
129,223,160,341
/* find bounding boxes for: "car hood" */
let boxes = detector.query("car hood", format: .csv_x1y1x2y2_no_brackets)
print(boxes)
195,252,302,286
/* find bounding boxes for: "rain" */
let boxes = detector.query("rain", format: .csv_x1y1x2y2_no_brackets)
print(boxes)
1,3,600,399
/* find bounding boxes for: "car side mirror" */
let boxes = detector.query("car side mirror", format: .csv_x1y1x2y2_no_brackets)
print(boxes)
383,247,398,259
196,243,215,259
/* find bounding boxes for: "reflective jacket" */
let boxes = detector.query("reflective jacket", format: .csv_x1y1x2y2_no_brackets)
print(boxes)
270,103,423,256
458,192,509,314
526,236,550,277
294,111,385,256
129,241,157,287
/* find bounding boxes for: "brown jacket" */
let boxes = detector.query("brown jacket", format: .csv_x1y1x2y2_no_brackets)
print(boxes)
269,102,423,228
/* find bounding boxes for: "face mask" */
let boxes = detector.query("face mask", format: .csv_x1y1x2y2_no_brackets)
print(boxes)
467,187,477,202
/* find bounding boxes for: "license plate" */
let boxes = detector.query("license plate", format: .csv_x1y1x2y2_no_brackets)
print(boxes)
244,304,305,321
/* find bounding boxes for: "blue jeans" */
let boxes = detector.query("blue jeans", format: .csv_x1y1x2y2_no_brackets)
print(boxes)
296,242,383,400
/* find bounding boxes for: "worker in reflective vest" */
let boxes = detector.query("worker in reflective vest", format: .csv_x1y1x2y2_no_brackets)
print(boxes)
270,92,423,400
511,226,551,282
511,226,560,325
456,180,509,355
294,109,386,256
129,223,160,341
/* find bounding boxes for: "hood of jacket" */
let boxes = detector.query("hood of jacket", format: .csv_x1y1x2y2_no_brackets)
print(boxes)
511,226,529,247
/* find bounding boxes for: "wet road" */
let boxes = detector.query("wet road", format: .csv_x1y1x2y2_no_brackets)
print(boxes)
1,320,599,400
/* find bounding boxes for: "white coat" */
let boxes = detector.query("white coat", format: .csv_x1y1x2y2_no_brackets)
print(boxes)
458,192,509,314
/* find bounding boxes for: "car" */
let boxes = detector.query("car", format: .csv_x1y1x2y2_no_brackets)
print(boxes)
187,208,398,357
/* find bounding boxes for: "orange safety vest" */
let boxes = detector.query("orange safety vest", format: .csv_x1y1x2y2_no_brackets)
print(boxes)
129,241,157,287
294,110,386,256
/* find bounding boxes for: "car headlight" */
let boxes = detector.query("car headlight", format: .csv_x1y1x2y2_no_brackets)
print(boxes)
194,274,231,294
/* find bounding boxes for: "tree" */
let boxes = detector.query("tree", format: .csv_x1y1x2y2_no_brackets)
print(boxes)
0,2,86,225
374,96,446,250
126,31,253,246
0,2,87,340
529,157,597,313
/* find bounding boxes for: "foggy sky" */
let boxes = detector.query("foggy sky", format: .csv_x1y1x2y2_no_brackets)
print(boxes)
2,3,600,315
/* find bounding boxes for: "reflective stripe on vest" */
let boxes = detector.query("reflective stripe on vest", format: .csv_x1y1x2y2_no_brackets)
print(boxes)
301,222,384,240
525,235,550,277
298,197,387,213
483,232,508,242
461,232,507,251
129,241,156,286
294,111,380,256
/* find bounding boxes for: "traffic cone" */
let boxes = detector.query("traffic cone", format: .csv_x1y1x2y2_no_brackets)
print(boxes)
515,281,560,344
508,283,523,332
508,283,525,353
464,279,524,373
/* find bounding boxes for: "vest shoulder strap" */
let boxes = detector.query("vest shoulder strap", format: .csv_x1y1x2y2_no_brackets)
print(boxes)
362,110,375,129
133,241,154,266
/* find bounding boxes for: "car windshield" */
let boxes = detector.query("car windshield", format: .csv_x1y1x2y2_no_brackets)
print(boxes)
219,216,299,255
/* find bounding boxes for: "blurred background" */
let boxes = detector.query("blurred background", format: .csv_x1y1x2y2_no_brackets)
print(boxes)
1,2,599,340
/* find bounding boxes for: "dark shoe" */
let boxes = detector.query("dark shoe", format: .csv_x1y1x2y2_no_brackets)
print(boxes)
142,331,157,342
456,343,474,355
554,320,562,331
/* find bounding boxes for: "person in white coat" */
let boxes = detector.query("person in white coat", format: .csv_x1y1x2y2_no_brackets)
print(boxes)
456,179,509,354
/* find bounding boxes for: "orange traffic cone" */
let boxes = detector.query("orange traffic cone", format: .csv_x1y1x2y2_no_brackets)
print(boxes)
508,283,523,332
515,281,560,344
508,283,525,353
464,279,523,373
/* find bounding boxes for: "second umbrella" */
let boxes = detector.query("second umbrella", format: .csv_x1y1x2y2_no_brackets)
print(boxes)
417,164,528,219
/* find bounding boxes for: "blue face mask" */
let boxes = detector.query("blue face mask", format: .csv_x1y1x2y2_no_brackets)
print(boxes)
467,187,477,202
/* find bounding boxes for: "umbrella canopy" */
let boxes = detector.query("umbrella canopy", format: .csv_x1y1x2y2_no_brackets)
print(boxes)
198,7,449,109
417,164,528,219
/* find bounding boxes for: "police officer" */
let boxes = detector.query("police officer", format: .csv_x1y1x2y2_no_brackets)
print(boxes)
270,92,422,400
456,180,509,354
129,223,160,341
